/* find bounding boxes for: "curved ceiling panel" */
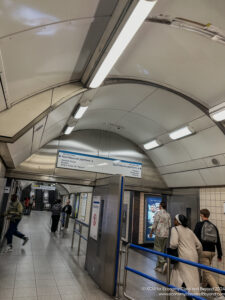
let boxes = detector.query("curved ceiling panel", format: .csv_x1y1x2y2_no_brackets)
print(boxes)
110,22,225,106
0,0,117,37
75,84,206,145
89,83,155,111
133,88,204,131
0,17,108,104
151,0,225,29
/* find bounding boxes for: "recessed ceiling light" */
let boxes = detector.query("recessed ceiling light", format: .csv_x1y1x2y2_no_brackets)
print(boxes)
143,139,161,150
169,126,193,140
74,106,88,119
209,103,225,121
64,126,74,135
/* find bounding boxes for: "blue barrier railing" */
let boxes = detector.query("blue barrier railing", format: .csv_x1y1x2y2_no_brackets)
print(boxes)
130,243,225,276
71,219,89,255
74,229,88,241
126,266,205,300
123,243,225,300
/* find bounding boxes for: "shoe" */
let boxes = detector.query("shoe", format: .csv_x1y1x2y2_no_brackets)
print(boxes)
162,263,167,274
3,245,13,253
154,267,162,273
22,237,29,246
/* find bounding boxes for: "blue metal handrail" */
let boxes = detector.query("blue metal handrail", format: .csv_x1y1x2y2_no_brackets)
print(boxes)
123,243,225,300
74,229,88,241
126,266,205,300
74,218,89,227
130,243,225,276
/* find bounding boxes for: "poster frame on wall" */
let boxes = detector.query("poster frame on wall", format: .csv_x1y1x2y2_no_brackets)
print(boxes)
143,194,162,243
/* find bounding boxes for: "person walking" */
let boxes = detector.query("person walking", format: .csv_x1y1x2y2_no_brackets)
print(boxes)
61,199,72,229
150,201,171,273
24,197,30,215
4,194,29,252
28,196,35,215
170,214,202,299
194,209,224,299
51,199,62,233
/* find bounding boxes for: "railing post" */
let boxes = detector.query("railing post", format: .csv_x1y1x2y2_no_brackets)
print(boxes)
77,223,82,256
123,244,135,300
166,257,171,300
115,240,124,299
71,219,76,248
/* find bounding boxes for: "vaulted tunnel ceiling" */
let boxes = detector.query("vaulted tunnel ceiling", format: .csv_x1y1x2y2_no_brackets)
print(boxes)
1,0,225,188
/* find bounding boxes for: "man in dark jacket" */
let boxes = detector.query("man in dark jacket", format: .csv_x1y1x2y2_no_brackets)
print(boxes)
194,209,223,298
61,200,72,229
4,194,29,252
51,199,62,233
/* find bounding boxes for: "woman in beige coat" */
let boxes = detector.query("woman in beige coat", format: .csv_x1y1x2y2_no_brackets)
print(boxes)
170,214,202,298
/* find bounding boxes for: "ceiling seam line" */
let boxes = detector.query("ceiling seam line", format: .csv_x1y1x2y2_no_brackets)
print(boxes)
104,78,225,136
161,163,225,176
0,15,111,40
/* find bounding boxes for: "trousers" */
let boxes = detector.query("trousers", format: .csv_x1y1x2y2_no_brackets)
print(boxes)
200,251,222,297
5,219,25,245
51,215,60,232
154,236,168,268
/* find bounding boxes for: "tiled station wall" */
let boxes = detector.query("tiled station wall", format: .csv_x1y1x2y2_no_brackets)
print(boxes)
200,188,225,286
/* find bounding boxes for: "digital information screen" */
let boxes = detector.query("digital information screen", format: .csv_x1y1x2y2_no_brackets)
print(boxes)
144,195,162,242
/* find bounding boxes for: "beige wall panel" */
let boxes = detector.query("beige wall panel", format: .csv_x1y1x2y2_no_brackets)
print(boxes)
52,84,85,106
0,90,51,137
7,129,33,167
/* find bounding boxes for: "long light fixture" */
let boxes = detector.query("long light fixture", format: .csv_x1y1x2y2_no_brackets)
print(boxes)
169,126,193,140
209,102,225,121
144,139,160,150
64,126,74,135
74,105,88,119
89,0,157,88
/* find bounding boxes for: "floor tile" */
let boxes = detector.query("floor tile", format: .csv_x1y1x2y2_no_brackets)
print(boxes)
13,287,37,298
0,288,14,299
36,279,57,287
14,280,36,288
36,286,59,296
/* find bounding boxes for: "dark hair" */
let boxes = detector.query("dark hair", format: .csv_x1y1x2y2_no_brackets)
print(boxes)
200,209,210,218
178,214,188,227
160,201,167,209
11,194,17,202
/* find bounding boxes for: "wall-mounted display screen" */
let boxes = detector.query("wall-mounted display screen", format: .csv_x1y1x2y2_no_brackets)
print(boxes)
144,195,162,242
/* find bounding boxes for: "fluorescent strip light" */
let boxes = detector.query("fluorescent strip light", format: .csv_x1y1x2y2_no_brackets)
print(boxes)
64,126,74,135
210,109,225,121
74,106,88,119
169,126,193,140
144,140,160,150
89,0,157,88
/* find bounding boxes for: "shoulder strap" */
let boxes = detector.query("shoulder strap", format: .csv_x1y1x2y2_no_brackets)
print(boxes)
175,226,180,240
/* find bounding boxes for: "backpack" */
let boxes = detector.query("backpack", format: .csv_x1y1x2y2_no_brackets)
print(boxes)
201,221,217,243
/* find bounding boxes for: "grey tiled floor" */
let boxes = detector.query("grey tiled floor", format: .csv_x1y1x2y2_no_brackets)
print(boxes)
0,211,114,300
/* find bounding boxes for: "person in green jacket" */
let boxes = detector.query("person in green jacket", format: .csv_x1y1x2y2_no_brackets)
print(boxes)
4,194,29,252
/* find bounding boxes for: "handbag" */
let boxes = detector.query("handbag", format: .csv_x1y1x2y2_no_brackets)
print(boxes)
167,227,179,264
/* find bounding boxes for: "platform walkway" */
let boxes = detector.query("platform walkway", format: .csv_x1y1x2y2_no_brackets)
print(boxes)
0,211,164,300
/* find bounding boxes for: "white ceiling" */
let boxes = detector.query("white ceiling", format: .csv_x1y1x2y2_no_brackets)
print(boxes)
2,0,225,188
111,22,225,107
